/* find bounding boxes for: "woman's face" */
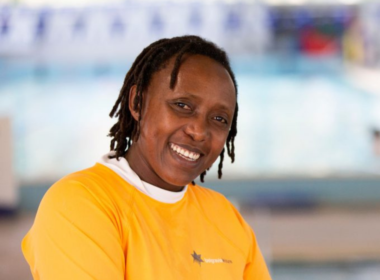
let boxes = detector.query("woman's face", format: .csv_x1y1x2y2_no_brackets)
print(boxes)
126,54,236,191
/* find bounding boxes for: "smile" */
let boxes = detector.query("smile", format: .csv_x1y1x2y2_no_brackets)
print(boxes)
170,143,200,161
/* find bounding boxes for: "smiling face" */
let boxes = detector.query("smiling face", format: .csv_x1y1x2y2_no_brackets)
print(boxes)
125,54,236,192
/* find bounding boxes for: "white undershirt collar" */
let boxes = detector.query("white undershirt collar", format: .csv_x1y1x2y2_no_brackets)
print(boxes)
98,152,188,204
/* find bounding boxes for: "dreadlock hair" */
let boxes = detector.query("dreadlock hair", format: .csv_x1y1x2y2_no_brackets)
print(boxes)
108,35,238,183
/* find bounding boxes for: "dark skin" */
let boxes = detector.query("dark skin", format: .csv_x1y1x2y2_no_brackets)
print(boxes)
126,54,236,192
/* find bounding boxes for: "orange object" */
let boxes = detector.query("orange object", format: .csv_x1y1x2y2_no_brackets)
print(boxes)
22,163,271,280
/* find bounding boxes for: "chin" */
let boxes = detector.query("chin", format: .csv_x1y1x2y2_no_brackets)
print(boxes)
164,173,198,188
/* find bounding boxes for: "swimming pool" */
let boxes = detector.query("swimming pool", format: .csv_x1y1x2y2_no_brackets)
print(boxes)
1,55,380,183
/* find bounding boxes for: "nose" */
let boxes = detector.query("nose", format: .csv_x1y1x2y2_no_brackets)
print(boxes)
184,116,209,142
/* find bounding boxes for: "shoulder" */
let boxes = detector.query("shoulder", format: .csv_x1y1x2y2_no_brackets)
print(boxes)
189,184,239,217
189,183,256,256
188,183,248,229
44,164,115,200
56,163,125,189
31,164,135,245
189,183,230,203
39,163,135,220
188,184,241,216
23,166,129,279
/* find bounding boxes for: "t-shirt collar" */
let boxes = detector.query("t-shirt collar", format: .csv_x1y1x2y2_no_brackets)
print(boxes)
98,152,188,204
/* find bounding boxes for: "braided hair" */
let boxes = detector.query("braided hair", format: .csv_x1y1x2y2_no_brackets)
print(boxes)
109,35,238,183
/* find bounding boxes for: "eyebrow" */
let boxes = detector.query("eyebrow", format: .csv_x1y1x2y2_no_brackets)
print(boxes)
179,92,235,112
179,92,201,101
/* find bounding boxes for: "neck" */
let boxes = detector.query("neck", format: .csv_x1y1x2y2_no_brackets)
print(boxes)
125,146,185,192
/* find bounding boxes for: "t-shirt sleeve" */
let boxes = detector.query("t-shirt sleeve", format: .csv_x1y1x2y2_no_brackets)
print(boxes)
22,178,126,280
243,229,272,280
227,201,272,280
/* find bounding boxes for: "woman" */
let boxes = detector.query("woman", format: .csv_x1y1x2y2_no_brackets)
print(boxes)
22,36,271,280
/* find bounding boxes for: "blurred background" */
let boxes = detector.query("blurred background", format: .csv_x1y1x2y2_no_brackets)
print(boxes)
1,0,380,279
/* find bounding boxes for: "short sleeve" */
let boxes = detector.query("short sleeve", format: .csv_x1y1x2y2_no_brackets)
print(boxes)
243,229,272,280
22,178,125,280
226,201,271,280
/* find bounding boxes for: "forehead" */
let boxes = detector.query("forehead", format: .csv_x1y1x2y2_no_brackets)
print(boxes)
150,54,236,109
171,54,235,91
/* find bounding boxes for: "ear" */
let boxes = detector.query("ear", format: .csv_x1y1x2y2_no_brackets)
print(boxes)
128,85,140,121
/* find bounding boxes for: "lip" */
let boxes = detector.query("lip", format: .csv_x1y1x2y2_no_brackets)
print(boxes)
168,142,204,166
171,143,204,156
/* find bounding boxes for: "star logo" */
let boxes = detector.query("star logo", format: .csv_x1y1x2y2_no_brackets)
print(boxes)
191,251,204,265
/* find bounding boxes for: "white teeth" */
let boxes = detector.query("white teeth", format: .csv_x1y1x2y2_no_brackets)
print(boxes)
170,143,200,161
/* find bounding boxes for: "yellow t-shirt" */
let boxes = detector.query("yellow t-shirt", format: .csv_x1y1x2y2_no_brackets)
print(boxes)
22,163,271,280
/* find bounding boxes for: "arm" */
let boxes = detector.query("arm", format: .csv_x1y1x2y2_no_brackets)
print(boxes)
22,178,125,280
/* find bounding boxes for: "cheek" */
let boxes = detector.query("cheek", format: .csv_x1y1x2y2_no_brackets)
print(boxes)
137,121,161,152
210,133,229,157
139,115,173,147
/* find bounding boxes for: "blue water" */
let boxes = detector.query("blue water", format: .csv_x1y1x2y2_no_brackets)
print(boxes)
1,56,380,182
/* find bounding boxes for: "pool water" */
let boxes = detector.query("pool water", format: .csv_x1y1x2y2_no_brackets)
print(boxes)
1,56,380,182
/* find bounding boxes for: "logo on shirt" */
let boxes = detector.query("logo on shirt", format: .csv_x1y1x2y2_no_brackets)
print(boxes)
191,251,232,266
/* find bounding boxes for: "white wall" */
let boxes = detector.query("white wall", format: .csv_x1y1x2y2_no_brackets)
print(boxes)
0,117,17,209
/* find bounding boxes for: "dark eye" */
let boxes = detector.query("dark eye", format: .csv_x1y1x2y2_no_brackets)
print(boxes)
175,102,191,110
214,116,228,124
